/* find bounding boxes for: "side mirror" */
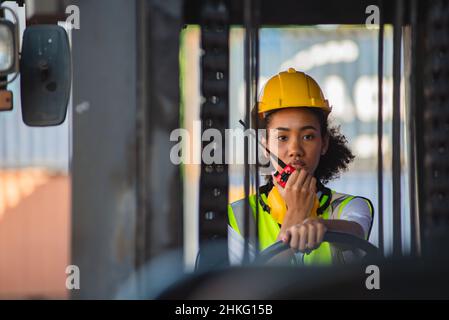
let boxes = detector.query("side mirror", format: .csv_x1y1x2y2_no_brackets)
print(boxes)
20,25,71,126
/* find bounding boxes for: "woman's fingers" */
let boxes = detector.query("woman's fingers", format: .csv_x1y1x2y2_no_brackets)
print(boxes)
283,169,300,189
289,226,300,251
301,172,312,191
287,220,327,253
309,176,317,193
292,168,308,190
316,221,326,246
281,229,291,243
282,169,316,191
298,225,308,252
307,223,316,249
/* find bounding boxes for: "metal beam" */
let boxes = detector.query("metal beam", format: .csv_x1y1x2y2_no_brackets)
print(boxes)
185,0,397,25
377,0,384,255
71,0,183,299
392,0,403,256
71,0,138,299
197,0,230,270
137,0,183,265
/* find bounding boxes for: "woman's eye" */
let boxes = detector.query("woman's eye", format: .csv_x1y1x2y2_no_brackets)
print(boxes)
303,134,314,141
277,136,287,142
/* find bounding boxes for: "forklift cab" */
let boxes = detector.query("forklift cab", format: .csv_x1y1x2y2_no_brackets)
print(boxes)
114,0,449,299
1,0,449,300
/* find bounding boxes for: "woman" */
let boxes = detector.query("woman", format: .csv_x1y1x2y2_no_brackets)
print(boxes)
228,68,373,265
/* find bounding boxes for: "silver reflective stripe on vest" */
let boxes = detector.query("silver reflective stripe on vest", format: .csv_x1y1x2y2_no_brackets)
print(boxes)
228,225,256,265
330,195,350,214
230,199,258,246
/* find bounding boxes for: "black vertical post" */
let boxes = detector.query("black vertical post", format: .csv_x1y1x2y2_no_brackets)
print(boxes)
408,0,420,257
377,0,385,255
139,0,184,264
422,0,449,254
243,0,260,260
392,0,403,256
198,0,230,270
243,0,252,263
253,0,261,257
413,0,426,255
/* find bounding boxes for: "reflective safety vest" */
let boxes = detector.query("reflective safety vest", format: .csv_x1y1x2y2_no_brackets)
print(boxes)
227,190,373,265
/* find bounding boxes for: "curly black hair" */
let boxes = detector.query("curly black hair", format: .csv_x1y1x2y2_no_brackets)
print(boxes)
255,107,355,184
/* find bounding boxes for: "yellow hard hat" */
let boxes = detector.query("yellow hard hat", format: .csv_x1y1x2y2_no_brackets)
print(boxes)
257,68,331,117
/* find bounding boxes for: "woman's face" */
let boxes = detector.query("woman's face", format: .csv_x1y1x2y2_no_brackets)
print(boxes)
264,108,328,175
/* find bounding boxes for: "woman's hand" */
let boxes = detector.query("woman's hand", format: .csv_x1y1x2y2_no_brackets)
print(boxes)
282,218,327,253
274,169,317,240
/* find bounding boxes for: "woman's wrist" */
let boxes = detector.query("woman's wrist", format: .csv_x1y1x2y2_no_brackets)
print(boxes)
277,210,316,241
283,208,307,227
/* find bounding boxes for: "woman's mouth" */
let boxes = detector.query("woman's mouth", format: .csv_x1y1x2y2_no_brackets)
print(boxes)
289,160,306,170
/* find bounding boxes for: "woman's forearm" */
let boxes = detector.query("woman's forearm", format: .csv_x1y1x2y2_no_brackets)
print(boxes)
322,219,365,239
277,215,365,242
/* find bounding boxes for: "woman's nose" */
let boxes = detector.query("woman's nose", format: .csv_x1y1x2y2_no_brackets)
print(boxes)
288,137,305,158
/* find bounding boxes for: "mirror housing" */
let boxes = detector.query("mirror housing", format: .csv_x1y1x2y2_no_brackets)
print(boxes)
0,19,19,76
20,25,71,126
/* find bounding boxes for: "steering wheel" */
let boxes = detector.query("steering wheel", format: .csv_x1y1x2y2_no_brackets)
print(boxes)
254,231,379,265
